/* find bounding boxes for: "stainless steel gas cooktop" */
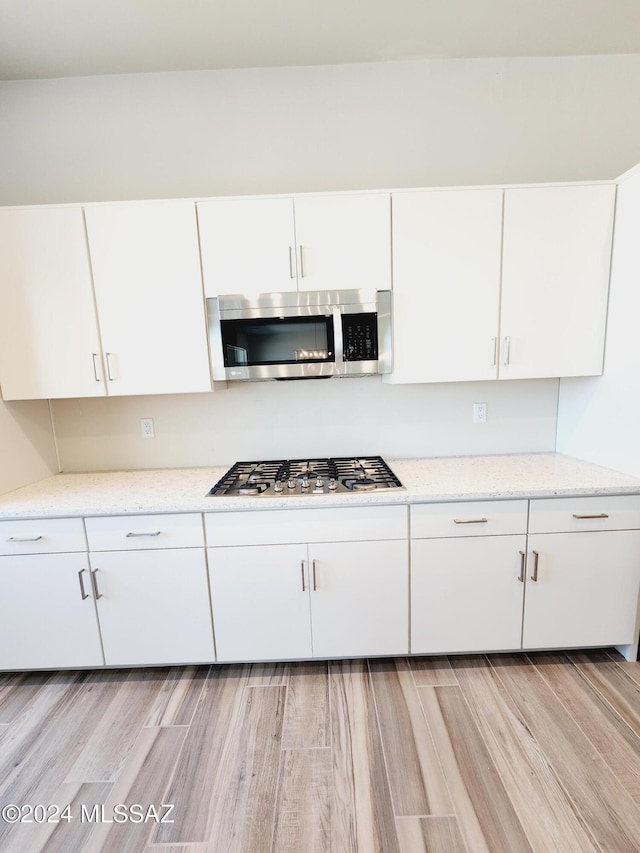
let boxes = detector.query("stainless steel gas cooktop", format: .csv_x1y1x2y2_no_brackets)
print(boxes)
208,456,403,497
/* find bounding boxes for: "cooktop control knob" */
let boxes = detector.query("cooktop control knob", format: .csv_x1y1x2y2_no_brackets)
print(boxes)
301,476,309,489
274,480,284,493
315,478,323,488
287,478,296,489
328,478,338,491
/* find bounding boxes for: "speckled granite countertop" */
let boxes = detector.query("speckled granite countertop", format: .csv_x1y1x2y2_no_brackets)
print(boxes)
1,453,640,519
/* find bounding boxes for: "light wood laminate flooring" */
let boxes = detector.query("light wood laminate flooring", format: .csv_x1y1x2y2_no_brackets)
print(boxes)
1,649,640,852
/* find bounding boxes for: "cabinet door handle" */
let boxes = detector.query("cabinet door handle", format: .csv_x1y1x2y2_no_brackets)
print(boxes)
301,560,306,592
502,336,511,366
530,550,539,582
453,518,488,524
90,568,103,599
312,559,318,591
92,353,101,382
7,535,43,542
126,531,161,538
518,550,525,583
298,245,306,278
490,337,497,367
105,353,115,381
572,513,609,519
289,246,296,279
78,569,90,600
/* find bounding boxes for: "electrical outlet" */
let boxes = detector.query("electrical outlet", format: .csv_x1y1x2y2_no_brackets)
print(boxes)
140,418,155,438
473,402,487,424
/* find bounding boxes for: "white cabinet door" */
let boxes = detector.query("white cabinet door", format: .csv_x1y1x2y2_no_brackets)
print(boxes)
388,189,503,383
207,544,312,661
522,530,640,649
198,197,298,298
293,193,391,293
0,206,105,400
309,540,408,658
91,548,215,666
0,553,103,670
85,201,211,396
411,535,526,654
500,184,615,379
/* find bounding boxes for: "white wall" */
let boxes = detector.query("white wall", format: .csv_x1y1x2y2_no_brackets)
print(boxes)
556,167,640,476
0,399,58,492
2,55,639,473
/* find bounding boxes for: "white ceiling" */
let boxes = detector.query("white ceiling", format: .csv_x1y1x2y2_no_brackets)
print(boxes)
2,0,640,81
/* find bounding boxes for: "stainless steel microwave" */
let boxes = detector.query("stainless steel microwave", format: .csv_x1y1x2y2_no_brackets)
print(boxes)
207,289,392,381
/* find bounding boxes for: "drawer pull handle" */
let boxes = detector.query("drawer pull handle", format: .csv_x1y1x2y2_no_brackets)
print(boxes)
301,560,306,592
312,559,318,591
531,550,539,582
90,568,103,599
126,531,162,538
453,518,488,524
7,535,43,542
78,569,90,600
518,550,525,583
572,513,609,520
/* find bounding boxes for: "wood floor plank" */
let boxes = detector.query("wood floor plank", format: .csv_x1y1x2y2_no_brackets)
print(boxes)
528,651,640,806
144,665,210,727
244,661,291,685
272,748,332,852
452,655,601,852
0,671,55,724
396,816,466,853
368,659,452,816
65,668,172,783
566,650,640,737
0,671,124,847
418,684,532,853
152,664,254,844
329,659,401,853
281,662,329,750
145,845,208,851
408,656,459,686
488,653,640,852
205,685,286,852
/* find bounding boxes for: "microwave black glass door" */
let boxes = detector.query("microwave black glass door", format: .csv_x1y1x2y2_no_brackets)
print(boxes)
220,316,335,367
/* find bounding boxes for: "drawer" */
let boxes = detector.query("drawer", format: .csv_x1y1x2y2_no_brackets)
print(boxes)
528,495,640,533
85,513,204,551
411,500,529,539
0,517,86,555
205,505,408,547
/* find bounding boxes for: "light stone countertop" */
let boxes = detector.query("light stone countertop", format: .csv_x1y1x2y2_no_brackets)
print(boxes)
1,453,640,519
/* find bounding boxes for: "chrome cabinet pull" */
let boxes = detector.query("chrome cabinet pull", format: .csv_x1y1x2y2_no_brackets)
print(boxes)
530,550,539,582
92,353,101,382
518,550,525,583
105,353,115,381
7,535,43,542
312,559,317,591
126,531,161,538
298,245,306,278
572,513,609,519
301,560,306,592
78,569,90,600
289,246,296,279
490,337,497,367
453,518,488,524
502,336,511,366
90,568,103,599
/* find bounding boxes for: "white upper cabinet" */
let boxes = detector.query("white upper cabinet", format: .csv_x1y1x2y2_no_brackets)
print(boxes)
0,206,105,400
387,189,503,383
198,192,391,298
198,197,297,298
292,193,391,293
85,201,211,396
499,184,615,379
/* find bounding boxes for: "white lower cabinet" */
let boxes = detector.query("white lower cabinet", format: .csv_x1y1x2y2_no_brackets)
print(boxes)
0,553,104,670
206,505,409,662
89,548,215,666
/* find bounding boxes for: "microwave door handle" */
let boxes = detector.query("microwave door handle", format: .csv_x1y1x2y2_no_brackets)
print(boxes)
333,307,344,372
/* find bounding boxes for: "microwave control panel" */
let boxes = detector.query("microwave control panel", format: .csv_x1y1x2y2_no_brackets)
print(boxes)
342,312,378,361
